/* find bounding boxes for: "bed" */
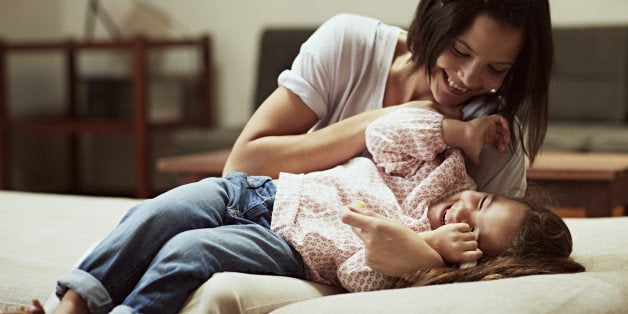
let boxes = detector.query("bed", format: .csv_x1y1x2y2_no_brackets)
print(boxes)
1,190,627,313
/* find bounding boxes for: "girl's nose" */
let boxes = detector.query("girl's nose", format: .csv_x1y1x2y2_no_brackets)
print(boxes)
451,203,472,225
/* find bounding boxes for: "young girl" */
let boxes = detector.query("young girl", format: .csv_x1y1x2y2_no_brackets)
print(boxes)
270,106,582,292
17,106,583,314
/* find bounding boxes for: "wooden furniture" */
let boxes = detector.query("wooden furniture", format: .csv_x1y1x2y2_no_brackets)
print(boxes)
156,148,230,184
0,35,214,198
157,29,316,187
527,151,628,217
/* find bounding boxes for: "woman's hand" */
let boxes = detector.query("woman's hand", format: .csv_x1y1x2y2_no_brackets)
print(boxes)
422,223,483,265
339,204,445,277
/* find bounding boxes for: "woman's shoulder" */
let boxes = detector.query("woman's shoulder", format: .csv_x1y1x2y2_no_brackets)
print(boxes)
323,13,382,29
313,13,399,48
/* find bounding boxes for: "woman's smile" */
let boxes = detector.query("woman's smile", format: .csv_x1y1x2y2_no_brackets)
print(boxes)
442,70,469,95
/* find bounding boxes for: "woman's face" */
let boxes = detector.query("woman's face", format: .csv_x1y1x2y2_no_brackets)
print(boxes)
430,13,524,108
428,191,527,256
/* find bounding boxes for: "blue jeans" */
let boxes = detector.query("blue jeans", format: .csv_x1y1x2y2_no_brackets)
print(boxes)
56,173,305,314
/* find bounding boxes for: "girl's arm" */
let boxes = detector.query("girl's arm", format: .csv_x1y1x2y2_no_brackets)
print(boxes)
366,107,509,176
366,107,447,176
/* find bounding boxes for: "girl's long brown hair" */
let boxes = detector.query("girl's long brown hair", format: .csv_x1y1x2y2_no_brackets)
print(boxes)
397,198,585,287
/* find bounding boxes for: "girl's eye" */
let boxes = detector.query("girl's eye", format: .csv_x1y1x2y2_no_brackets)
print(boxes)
478,195,488,210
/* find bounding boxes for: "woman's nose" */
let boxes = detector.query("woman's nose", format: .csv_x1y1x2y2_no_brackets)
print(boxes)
457,62,483,88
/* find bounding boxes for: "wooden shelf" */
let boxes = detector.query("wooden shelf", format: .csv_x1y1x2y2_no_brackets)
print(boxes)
0,35,215,198
9,119,133,133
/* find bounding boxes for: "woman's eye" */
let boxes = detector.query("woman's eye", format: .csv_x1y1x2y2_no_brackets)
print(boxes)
451,45,469,57
488,65,506,75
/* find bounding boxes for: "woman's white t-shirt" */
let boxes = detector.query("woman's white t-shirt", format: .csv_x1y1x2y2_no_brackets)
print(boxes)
278,13,526,197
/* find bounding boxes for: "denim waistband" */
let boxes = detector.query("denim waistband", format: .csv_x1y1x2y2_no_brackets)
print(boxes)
223,172,276,228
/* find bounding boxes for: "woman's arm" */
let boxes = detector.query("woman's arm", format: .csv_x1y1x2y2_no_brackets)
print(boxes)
223,87,409,177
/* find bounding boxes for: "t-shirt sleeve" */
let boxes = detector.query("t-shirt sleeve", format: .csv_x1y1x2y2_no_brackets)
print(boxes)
278,13,380,119
366,108,447,177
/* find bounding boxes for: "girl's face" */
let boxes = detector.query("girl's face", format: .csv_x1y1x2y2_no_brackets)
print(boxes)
428,190,527,256
429,13,524,108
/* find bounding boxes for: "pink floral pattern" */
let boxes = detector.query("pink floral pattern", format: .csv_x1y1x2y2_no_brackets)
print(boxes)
271,108,476,292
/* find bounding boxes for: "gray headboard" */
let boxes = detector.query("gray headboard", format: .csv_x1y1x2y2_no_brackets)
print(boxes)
549,26,628,123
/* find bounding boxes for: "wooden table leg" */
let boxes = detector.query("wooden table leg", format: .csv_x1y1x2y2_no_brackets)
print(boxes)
584,181,613,217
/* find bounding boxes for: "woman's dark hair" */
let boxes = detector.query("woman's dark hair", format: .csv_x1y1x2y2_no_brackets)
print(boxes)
407,0,553,164
396,198,585,287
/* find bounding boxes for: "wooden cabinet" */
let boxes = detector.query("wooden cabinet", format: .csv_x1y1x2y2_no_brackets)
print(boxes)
0,35,214,198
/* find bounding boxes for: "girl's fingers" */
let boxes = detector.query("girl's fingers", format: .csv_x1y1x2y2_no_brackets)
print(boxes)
460,240,479,251
450,223,479,243
339,205,383,232
461,249,483,262
451,222,471,232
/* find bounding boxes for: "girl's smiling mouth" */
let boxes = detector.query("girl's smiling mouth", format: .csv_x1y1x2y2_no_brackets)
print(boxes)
441,204,452,227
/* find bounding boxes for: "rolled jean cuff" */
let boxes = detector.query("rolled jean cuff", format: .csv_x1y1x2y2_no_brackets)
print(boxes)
56,268,114,314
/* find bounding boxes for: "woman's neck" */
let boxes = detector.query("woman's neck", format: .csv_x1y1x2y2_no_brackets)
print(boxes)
383,40,433,107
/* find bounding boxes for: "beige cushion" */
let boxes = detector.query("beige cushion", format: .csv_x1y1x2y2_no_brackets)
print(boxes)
0,191,139,311
180,273,344,314
272,271,627,313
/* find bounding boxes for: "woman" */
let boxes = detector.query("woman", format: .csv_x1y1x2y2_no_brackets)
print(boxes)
200,0,553,311
224,0,552,198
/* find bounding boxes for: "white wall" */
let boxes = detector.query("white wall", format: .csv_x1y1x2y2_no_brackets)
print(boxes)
2,0,628,127
551,0,628,27
57,0,419,127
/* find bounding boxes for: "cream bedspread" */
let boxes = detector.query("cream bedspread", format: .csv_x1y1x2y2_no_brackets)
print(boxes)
1,190,626,313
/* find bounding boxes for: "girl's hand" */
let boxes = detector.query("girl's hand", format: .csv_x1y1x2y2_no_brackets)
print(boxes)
339,204,445,277
422,223,482,265
444,114,510,165
463,114,510,165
